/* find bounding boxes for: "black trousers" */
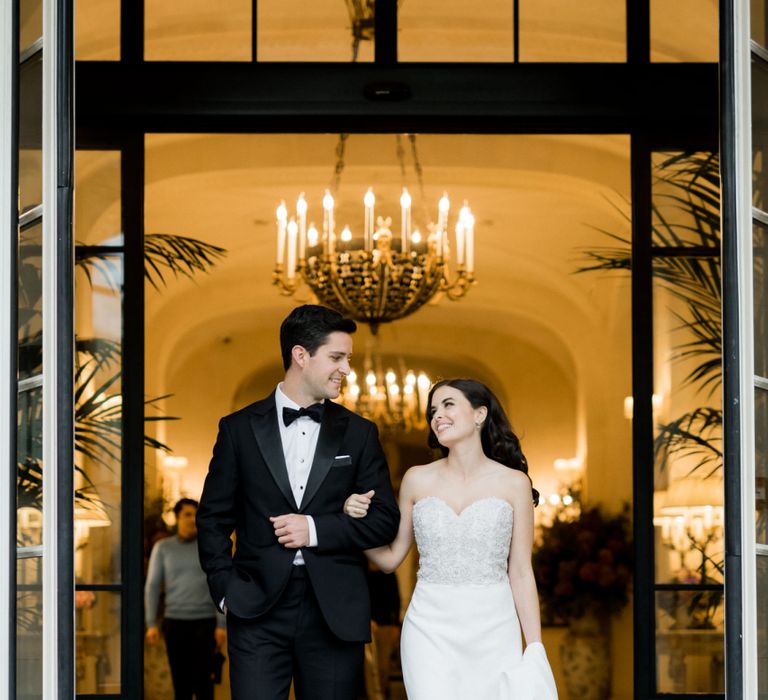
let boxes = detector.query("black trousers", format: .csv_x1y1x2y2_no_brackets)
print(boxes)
227,566,363,700
162,617,217,700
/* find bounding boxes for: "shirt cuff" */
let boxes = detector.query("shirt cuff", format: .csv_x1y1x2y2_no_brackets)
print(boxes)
306,515,318,547
219,597,226,613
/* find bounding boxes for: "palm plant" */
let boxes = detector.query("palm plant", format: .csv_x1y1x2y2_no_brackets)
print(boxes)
17,232,227,529
577,151,722,478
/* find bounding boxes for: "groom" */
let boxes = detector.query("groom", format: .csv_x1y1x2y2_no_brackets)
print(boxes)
196,304,400,699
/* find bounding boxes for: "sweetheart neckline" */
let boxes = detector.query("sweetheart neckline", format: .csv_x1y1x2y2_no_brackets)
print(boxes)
412,495,513,518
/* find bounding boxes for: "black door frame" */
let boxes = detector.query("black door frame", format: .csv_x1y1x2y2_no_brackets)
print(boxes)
74,4,724,697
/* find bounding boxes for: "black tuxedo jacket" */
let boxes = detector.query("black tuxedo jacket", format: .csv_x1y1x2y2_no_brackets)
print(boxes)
196,393,400,642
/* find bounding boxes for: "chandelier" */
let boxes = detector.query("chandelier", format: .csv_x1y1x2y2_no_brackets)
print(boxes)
338,362,433,434
272,135,476,333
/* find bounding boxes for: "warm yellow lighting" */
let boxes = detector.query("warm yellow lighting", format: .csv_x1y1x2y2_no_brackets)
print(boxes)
341,226,353,242
385,370,396,384
623,393,663,419
307,225,319,246
347,370,357,383
411,230,422,244
364,189,375,208
163,455,189,470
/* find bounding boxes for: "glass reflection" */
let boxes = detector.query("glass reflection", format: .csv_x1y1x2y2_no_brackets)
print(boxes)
75,591,121,694
17,386,43,547
399,0,514,62
75,0,120,60
18,221,43,380
757,388,768,545
20,0,43,53
519,0,625,62
758,554,768,699
756,222,768,379
145,0,251,61
19,53,43,214
74,258,123,584
655,590,724,693
258,0,373,61
651,0,718,62
754,59,768,212
17,556,43,700
75,151,123,246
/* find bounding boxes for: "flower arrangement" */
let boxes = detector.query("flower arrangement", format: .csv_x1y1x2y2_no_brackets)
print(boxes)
533,503,633,624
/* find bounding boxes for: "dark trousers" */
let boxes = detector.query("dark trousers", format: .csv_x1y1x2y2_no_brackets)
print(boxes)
162,617,217,700
227,566,363,700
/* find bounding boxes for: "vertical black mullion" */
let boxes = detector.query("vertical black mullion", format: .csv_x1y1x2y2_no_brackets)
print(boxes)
627,0,650,64
374,0,397,65
251,0,258,61
631,135,655,700
121,133,144,699
55,0,75,693
120,0,143,63
720,0,744,696
513,0,519,63
9,2,19,698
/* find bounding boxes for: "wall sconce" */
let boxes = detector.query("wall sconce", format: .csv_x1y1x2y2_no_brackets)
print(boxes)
624,393,663,420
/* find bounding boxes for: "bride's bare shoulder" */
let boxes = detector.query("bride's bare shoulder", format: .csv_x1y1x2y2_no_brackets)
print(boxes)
402,459,443,488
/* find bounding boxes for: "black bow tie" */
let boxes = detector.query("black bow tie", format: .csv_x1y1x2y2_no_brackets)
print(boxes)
283,403,324,427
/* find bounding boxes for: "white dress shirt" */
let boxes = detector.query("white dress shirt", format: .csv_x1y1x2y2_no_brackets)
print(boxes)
274,383,320,565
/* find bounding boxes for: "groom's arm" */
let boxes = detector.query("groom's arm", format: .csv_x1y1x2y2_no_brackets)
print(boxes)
196,418,238,607
313,422,400,552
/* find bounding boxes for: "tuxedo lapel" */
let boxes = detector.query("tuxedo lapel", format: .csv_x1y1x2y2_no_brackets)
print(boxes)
301,403,350,511
248,397,299,511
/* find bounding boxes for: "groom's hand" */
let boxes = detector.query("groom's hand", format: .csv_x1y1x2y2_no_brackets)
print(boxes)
270,514,310,548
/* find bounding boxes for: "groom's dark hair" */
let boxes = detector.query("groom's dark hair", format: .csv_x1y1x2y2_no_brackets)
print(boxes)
279,305,357,370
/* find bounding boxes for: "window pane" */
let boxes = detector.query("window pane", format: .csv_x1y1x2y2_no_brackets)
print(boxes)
651,151,720,248
75,591,121,694
20,0,42,53
655,590,724,693
19,221,43,380
75,256,123,584
519,0,625,62
18,386,43,547
399,0,513,62
755,0,768,48
651,0,718,62
757,388,768,545
754,59,768,211
756,222,768,379
75,151,123,246
258,0,372,62
19,52,42,215
17,556,43,700
758,554,768,699
653,263,724,586
75,0,120,60
145,0,251,61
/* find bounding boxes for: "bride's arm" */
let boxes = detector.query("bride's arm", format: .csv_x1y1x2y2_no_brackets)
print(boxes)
344,469,417,573
506,471,543,646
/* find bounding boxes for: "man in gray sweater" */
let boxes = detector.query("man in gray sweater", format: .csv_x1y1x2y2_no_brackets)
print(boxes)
146,498,226,700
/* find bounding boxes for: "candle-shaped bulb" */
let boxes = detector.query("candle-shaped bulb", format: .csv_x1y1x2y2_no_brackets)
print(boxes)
277,201,288,222
287,219,299,237
405,371,416,386
390,383,400,396
350,384,360,397
341,226,352,242
417,372,430,389
459,202,471,225
296,193,308,216
323,190,334,211
347,370,357,384
438,193,450,214
400,189,412,209
364,189,375,208
366,371,377,386
403,383,414,395
385,370,396,385
411,229,422,244
465,212,475,229
307,224,319,246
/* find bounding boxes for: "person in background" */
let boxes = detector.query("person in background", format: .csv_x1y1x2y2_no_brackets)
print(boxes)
145,498,226,700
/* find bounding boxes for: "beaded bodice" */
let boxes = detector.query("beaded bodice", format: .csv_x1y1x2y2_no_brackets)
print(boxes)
412,496,513,585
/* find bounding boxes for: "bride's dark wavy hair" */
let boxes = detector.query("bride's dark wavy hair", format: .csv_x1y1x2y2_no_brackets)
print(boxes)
426,378,540,506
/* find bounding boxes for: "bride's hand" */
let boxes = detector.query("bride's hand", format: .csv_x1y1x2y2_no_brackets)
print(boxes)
344,490,375,518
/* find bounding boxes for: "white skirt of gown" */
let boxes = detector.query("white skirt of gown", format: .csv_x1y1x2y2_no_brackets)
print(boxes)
401,496,558,700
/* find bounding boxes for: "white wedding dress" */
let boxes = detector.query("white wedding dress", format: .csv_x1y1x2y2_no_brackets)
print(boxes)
400,496,558,700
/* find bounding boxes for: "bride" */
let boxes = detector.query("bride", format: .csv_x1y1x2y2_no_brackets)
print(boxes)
344,379,558,699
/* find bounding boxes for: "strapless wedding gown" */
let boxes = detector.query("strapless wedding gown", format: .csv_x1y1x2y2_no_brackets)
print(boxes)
400,496,558,700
